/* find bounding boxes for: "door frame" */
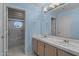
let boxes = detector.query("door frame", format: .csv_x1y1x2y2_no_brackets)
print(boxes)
51,17,56,36
4,4,27,56
0,3,5,56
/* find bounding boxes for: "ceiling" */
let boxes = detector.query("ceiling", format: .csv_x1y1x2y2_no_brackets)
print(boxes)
31,3,51,8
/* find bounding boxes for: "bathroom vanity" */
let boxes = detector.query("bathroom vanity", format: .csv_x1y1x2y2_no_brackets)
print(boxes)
32,35,79,56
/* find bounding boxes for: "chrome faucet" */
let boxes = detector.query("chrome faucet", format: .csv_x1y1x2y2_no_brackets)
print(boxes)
63,40,69,44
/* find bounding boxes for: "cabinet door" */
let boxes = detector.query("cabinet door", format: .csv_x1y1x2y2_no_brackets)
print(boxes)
32,38,38,54
38,40,45,56
58,49,73,56
45,44,57,56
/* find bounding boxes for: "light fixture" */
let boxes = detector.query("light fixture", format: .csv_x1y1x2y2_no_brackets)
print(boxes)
43,3,65,13
43,7,48,13
49,3,62,9
55,3,60,6
49,4,56,8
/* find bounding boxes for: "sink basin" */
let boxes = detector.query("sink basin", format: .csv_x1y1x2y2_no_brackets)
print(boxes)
39,34,54,38
39,34,48,38
57,40,74,47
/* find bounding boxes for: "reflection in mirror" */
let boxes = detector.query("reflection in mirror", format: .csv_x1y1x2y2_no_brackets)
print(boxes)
14,21,23,28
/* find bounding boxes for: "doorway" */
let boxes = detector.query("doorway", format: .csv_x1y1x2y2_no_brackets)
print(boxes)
7,7,25,56
51,18,56,36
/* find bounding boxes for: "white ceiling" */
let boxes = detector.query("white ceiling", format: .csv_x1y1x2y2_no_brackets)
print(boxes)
31,3,51,8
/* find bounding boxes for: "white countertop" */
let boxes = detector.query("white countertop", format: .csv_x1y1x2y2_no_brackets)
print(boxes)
32,34,79,56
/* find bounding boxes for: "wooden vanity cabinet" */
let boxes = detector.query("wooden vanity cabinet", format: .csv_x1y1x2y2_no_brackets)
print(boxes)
45,44,57,56
32,38,38,55
32,37,75,56
58,49,74,56
37,40,45,56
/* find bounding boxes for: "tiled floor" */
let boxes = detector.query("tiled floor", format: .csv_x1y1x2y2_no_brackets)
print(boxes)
8,45,36,56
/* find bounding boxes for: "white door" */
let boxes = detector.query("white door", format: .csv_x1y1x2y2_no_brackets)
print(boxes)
0,3,4,56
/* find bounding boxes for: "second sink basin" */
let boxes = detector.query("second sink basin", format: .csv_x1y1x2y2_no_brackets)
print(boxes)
56,40,75,47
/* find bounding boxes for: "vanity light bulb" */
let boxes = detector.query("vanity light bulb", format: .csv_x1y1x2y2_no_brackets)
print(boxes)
55,3,60,6
43,7,48,13
49,4,55,8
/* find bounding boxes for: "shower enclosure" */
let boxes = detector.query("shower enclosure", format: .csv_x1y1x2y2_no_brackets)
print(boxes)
7,7,25,55
8,18,25,48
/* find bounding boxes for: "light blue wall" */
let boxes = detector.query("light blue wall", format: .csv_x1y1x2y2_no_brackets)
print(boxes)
52,7,79,39
6,3,53,53
41,10,56,34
